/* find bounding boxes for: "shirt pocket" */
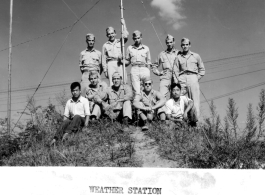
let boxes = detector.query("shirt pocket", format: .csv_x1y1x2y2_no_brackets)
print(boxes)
92,57,99,63
189,58,198,71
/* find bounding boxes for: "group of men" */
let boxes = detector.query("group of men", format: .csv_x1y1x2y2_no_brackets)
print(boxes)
50,19,205,144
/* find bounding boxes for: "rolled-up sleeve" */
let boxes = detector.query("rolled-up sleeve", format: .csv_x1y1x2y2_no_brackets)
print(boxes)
102,44,107,72
196,54,205,78
146,47,151,65
79,52,83,66
125,46,131,62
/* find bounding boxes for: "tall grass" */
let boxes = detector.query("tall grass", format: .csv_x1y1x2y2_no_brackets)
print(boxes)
0,118,139,166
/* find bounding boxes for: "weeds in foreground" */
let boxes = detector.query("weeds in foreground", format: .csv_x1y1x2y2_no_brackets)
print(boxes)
144,91,265,169
0,118,140,166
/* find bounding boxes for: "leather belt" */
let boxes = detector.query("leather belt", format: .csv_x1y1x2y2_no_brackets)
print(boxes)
107,58,118,62
132,63,148,67
181,71,197,75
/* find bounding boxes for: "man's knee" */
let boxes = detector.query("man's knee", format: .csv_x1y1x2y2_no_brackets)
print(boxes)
147,113,154,121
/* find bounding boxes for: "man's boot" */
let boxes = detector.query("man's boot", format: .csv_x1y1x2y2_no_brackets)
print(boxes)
141,120,149,131
122,117,131,133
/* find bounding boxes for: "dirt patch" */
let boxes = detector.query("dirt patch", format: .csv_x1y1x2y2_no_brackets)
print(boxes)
131,126,178,168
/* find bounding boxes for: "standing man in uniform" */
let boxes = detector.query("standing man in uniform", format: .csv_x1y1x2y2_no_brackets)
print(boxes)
85,71,108,123
133,77,166,131
124,30,151,96
79,33,102,95
102,19,129,86
152,34,179,98
177,38,205,120
95,72,133,130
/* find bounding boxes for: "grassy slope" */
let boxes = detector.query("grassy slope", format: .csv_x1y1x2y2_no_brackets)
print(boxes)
0,119,140,166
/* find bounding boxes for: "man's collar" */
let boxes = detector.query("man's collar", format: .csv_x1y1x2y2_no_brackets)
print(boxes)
70,96,82,103
107,39,119,45
88,82,102,89
143,89,155,96
132,44,145,49
179,50,193,56
111,84,124,92
86,48,96,52
165,48,178,54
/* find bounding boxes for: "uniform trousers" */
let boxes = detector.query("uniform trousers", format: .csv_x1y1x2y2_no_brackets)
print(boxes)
130,66,150,96
89,101,101,119
178,74,200,119
137,102,165,120
106,100,132,120
159,70,179,98
107,61,127,86
54,115,85,140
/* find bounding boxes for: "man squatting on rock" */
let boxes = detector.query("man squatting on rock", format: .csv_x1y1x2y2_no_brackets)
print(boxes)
165,82,197,124
94,72,133,131
133,77,166,131
85,71,108,122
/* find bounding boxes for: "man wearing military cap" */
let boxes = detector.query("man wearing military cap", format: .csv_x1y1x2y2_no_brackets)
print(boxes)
133,77,166,131
177,38,205,121
94,72,133,130
123,30,151,96
102,19,129,86
152,34,180,98
79,33,102,95
85,71,108,123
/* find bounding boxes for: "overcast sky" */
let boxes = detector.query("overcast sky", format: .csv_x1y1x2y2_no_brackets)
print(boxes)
0,0,264,127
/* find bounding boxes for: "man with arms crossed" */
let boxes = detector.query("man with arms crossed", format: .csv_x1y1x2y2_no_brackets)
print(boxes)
177,38,205,120
152,34,179,98
50,82,90,145
102,19,129,85
79,33,102,95
133,77,166,131
95,72,133,130
85,71,108,122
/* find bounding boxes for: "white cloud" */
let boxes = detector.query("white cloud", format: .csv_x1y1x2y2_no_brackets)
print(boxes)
150,0,186,30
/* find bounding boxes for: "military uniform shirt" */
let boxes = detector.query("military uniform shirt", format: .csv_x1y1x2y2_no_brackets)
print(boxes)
134,89,163,107
102,39,123,72
102,84,133,106
177,51,205,78
85,81,108,101
126,44,151,65
79,48,102,71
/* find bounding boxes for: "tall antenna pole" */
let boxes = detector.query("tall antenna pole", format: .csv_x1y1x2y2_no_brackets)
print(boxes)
120,0,126,84
7,0,13,135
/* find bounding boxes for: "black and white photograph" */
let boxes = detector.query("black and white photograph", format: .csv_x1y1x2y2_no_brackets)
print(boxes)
0,0,265,194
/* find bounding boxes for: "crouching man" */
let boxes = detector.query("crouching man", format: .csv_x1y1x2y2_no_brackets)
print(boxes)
133,77,166,131
165,83,197,125
50,82,90,145
95,72,133,130
85,71,108,122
